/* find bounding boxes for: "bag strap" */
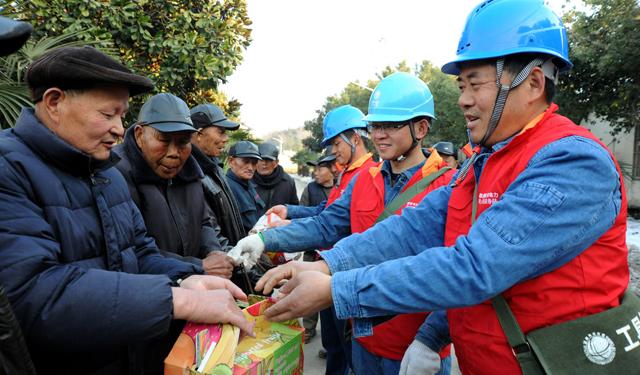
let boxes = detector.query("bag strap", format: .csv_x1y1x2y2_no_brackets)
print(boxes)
473,184,544,374
375,167,452,224
490,294,544,374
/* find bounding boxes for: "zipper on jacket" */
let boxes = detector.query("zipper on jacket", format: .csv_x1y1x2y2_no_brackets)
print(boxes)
89,174,97,185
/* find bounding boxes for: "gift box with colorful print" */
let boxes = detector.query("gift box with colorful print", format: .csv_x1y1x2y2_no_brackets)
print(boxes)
233,298,304,375
165,321,240,375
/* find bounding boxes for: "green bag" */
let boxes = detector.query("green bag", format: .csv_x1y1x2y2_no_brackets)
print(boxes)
492,290,640,375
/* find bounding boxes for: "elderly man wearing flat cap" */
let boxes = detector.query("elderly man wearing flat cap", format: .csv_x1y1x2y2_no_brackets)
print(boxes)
190,104,246,248
0,46,254,375
114,93,236,281
251,142,299,212
226,141,265,234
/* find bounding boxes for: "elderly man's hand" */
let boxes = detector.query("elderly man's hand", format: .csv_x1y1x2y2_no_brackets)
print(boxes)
262,271,333,322
179,274,245,299
172,287,256,338
255,260,331,295
265,205,287,220
202,251,235,279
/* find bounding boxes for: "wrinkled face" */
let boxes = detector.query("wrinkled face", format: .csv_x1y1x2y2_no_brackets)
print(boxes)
229,156,259,180
257,159,278,176
330,134,357,166
330,164,340,179
194,126,229,158
369,122,414,161
457,62,524,147
441,155,458,169
314,164,334,186
52,84,129,161
135,126,193,179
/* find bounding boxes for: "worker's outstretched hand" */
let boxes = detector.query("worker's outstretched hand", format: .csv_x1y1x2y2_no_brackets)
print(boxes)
227,234,265,270
262,271,333,322
265,205,287,219
255,260,331,295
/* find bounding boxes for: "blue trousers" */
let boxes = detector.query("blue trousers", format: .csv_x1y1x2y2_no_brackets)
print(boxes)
351,336,452,375
320,306,353,375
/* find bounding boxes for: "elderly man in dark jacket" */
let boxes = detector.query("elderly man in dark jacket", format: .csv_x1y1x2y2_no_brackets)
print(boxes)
114,93,235,280
0,47,253,375
226,141,265,234
251,142,299,212
190,104,245,247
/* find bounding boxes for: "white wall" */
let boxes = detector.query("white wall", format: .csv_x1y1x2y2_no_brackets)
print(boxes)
580,115,640,207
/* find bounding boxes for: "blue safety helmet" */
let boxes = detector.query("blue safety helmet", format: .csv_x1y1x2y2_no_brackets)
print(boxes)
321,105,367,147
363,72,435,123
441,0,572,76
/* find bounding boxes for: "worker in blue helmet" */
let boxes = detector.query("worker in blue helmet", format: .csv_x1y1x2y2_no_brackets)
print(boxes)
249,1,628,374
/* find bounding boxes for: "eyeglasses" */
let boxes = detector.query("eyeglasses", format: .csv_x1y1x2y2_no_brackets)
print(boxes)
366,122,409,134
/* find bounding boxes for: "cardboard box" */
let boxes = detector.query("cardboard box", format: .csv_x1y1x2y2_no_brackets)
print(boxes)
165,322,239,375
165,297,304,375
233,298,304,375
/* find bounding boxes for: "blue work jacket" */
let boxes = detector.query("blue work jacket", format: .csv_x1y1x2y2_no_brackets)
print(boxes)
226,170,265,234
321,132,622,346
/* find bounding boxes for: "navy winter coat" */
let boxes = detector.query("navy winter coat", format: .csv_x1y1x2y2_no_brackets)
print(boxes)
0,109,203,374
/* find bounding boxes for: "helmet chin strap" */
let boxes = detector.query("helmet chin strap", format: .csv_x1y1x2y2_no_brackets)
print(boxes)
395,120,420,162
334,132,358,189
452,56,546,187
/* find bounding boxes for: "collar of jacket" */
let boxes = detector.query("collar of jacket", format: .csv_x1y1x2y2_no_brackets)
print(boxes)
226,169,255,188
13,108,119,178
122,123,204,184
191,144,219,174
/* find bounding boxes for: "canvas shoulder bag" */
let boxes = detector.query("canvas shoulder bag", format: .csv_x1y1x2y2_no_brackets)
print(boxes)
491,290,640,374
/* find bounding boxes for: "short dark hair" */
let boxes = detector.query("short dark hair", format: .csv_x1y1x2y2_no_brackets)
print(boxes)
502,53,556,104
341,129,369,149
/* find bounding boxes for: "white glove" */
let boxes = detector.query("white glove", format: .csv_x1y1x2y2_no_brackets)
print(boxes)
400,340,441,375
228,234,265,270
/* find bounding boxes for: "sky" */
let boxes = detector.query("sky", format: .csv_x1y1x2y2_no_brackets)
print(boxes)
222,0,575,138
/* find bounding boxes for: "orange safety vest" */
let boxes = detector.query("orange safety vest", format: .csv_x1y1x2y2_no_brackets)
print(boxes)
445,104,629,374
349,150,456,360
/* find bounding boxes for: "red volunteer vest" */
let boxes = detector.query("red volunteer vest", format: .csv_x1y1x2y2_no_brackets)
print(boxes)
316,153,378,258
349,151,456,360
444,104,629,375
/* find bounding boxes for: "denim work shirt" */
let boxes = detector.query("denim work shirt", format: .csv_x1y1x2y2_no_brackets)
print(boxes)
261,160,426,253
321,134,623,345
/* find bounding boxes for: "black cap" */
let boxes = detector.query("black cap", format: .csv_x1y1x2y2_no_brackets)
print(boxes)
0,16,32,57
307,153,337,167
138,93,199,133
433,142,458,160
190,103,240,130
259,143,279,161
229,141,262,160
25,46,155,103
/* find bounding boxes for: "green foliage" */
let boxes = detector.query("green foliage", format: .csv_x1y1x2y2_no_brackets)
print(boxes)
415,61,468,148
0,27,108,128
556,0,640,134
26,0,252,123
290,149,318,166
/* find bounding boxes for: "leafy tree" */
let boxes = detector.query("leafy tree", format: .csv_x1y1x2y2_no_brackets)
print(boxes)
26,0,252,122
290,149,319,176
415,60,468,148
556,0,640,134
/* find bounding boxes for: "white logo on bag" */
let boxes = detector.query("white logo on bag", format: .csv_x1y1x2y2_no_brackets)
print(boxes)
583,332,616,365
615,314,640,352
